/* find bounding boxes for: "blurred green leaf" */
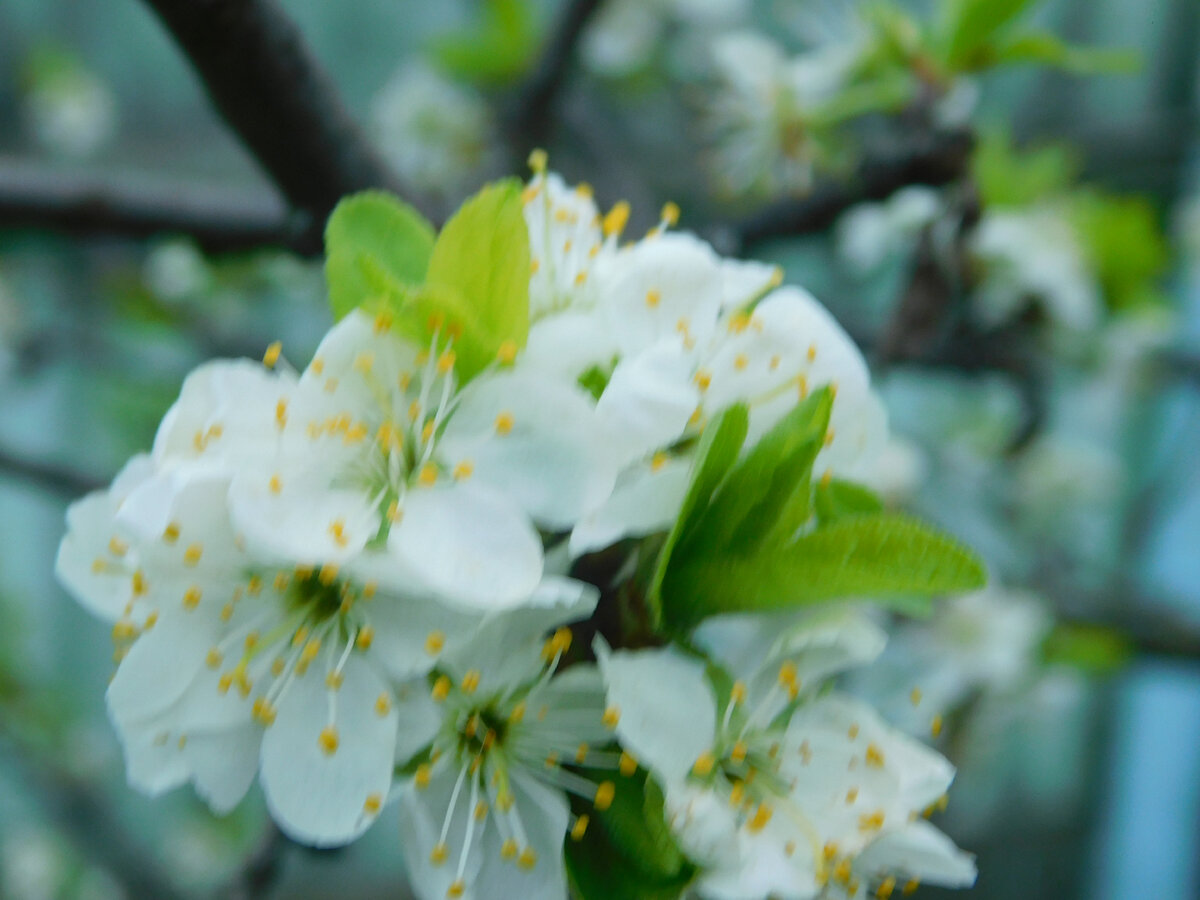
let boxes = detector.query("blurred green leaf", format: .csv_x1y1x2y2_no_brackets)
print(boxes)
989,31,1140,74
1069,189,1170,313
434,0,538,84
973,131,1079,207
324,191,435,321
939,0,1039,69
566,768,694,900
814,478,885,524
1042,623,1133,673
662,513,987,628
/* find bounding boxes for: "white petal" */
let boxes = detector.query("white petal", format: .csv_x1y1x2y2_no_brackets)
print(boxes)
595,337,699,467
521,310,619,382
854,821,977,888
56,492,136,621
260,654,398,847
396,766,485,900
472,769,570,900
438,371,615,529
388,483,543,611
597,233,724,356
597,642,717,783
720,258,781,310
568,456,690,556
118,719,190,797
390,679,444,766
360,588,484,682
185,724,261,814
298,309,421,413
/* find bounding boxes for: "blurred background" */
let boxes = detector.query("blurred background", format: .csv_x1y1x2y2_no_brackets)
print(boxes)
0,0,1197,897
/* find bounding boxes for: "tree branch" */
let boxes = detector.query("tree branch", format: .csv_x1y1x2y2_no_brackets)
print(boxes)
0,158,304,254
504,0,605,147
720,128,975,252
139,0,412,234
212,822,289,900
0,443,104,497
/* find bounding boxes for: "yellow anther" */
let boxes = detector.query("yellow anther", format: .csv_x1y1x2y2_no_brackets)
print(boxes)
542,626,572,660
661,201,680,226
903,879,921,895
554,208,572,224
730,741,749,764
747,803,773,832
183,543,203,566
343,422,368,445
387,500,401,523
108,536,128,557
273,572,290,592
593,781,615,811
362,581,377,600
425,631,446,655
494,410,515,435
877,876,897,899
693,752,716,776
571,815,590,841
375,692,392,716
544,751,559,769
517,847,538,870
474,800,488,821
650,451,670,472
270,658,285,677
602,201,630,237
418,462,439,486
319,563,339,586
728,781,746,807
242,631,260,652
111,620,137,642
408,400,422,423
352,351,375,376
785,840,797,857
183,586,202,610
727,312,751,333
834,859,853,884
329,519,348,547
497,789,514,812
574,271,588,286
432,675,451,701
562,239,573,254
823,842,839,862
461,670,481,694
217,672,234,695
496,339,518,365
356,626,375,651
865,743,885,768
797,373,809,399
731,681,747,704
453,460,474,481
910,687,922,706
819,469,833,488
275,398,288,429
619,751,638,776
769,354,781,371
858,809,886,831
848,723,860,740
291,626,310,648
508,702,526,724
931,714,943,738
163,522,181,543
318,727,339,755
143,611,159,631
325,670,344,690
415,764,432,789
269,474,282,494
778,661,798,687
436,350,456,375
530,258,541,275
301,639,322,665
430,842,449,866
575,743,589,764
688,406,703,427
694,369,712,391
528,148,548,173
500,838,519,860
733,353,749,371
263,341,282,368
645,289,662,308
807,344,817,362
602,706,620,729
362,793,383,816
846,786,860,804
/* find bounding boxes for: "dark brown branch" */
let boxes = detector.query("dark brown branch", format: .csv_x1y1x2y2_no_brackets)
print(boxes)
0,443,104,497
0,158,304,254
504,0,606,146
139,0,411,233
212,822,289,900
722,128,975,252
0,718,188,900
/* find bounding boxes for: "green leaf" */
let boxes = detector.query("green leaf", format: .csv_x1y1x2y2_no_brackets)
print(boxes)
814,478,885,525
989,31,1140,74
973,130,1079,208
423,179,532,381
1068,189,1169,313
809,76,916,126
324,191,436,321
940,0,1039,69
1041,623,1133,674
684,389,832,556
434,0,537,84
647,404,749,630
566,769,694,900
662,513,987,628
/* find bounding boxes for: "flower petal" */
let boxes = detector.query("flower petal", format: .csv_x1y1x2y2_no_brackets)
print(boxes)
260,653,398,846
568,456,690,556
185,724,261,814
854,820,977,888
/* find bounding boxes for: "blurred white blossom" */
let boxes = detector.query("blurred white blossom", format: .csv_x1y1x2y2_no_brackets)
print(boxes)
22,51,117,160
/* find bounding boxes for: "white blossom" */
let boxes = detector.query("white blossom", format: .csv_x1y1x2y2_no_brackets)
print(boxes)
599,610,976,899
393,580,614,900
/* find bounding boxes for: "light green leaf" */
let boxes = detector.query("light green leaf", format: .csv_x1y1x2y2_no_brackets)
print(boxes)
434,0,537,84
1041,623,1133,674
324,191,436,321
940,0,1039,68
814,478,885,524
810,76,916,126
424,179,532,381
685,389,832,555
565,769,694,900
973,130,1079,208
662,513,987,628
1068,189,1169,313
989,31,1139,74
647,405,749,630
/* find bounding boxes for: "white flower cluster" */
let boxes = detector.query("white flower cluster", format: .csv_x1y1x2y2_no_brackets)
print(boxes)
57,163,974,900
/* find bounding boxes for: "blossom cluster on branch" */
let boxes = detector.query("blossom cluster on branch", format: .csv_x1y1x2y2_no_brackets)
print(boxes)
57,155,986,900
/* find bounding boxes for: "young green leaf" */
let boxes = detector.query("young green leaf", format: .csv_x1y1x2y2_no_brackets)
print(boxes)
940,0,1039,69
989,31,1140,75
646,404,749,629
683,388,832,556
814,478,885,525
565,769,694,900
324,191,436,321
433,0,537,84
424,178,532,381
1041,623,1133,674
663,513,987,628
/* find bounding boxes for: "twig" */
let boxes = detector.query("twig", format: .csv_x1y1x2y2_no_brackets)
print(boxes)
212,822,289,900
0,158,302,254
0,719,188,900
504,0,606,147
0,444,104,497
720,128,975,252
140,0,413,238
